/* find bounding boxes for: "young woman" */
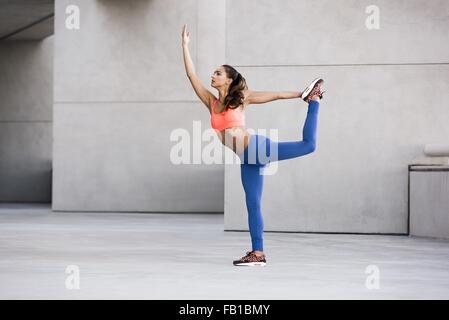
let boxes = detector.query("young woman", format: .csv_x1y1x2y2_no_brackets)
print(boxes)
182,24,324,266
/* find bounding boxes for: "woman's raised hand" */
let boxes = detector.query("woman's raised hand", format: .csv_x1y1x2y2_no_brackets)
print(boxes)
182,24,190,46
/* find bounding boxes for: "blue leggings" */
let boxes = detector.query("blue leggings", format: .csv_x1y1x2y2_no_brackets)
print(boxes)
239,100,319,251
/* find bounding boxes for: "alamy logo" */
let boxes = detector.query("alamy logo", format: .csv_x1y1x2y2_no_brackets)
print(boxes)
65,5,80,30
365,5,380,30
65,265,80,290
365,264,380,289
169,122,280,175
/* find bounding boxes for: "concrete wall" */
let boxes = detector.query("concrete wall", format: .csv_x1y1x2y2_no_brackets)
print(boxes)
0,36,54,202
52,0,449,234
225,0,449,234
53,0,226,211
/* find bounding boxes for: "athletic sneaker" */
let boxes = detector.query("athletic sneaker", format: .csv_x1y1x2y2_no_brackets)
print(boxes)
233,251,267,266
301,78,324,102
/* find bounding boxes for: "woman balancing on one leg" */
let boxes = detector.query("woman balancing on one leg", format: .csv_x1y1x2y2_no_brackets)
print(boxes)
182,24,324,266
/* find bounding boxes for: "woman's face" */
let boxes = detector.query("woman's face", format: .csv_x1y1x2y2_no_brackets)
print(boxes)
211,66,231,89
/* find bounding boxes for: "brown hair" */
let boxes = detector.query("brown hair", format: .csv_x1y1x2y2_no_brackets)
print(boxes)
222,64,248,110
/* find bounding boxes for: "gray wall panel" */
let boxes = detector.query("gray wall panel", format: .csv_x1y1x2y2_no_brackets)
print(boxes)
0,122,52,202
226,0,449,65
225,64,449,233
0,37,53,202
54,0,199,102
0,38,53,121
53,0,227,211
53,102,224,211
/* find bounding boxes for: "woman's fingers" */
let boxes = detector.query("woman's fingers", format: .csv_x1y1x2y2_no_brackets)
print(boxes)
182,24,190,44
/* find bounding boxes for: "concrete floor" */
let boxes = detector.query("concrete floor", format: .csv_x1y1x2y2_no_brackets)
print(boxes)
1,203,449,300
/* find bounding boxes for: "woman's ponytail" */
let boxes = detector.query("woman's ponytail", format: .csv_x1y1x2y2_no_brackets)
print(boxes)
222,65,248,110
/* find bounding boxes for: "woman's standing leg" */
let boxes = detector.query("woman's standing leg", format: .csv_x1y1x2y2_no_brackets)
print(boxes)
240,162,265,252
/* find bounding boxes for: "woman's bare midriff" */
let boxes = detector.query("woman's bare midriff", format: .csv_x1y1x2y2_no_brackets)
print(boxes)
212,101,251,156
216,126,251,156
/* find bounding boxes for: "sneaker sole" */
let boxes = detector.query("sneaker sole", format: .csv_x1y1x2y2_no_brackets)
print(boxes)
301,78,323,100
233,262,266,267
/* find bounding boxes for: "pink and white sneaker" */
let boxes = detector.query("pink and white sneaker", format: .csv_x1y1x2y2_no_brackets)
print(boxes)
301,78,325,103
233,251,267,266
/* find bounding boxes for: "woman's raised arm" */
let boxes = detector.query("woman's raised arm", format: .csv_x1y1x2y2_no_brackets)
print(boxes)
182,24,215,111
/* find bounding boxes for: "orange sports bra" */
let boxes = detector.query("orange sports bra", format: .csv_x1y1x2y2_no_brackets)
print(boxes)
210,98,245,131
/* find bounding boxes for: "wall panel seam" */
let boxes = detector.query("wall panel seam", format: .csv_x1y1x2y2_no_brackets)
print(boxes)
232,63,449,67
